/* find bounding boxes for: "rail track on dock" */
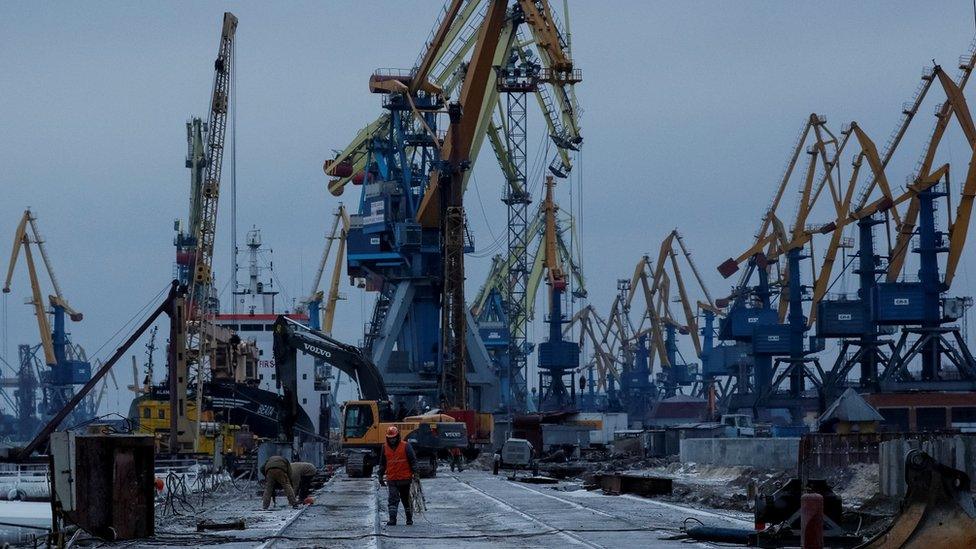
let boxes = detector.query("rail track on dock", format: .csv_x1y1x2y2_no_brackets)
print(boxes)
259,469,749,548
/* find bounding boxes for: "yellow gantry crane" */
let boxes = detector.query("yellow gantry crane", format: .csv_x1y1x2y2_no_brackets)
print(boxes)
563,304,618,393
621,230,717,395
324,0,582,199
171,12,237,453
886,62,976,283
302,204,350,335
3,209,97,423
3,209,82,367
542,176,565,289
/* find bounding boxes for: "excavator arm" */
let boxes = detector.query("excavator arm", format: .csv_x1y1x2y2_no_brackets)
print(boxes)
273,315,388,401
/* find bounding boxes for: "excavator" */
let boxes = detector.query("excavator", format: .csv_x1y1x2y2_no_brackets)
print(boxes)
272,316,467,477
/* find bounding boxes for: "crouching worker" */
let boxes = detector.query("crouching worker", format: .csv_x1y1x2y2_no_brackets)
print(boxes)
290,461,317,501
377,426,416,526
262,455,298,510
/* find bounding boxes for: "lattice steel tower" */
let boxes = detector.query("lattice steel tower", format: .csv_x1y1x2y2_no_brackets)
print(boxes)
497,44,539,413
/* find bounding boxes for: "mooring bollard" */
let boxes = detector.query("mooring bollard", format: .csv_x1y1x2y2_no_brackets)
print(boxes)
799,492,824,549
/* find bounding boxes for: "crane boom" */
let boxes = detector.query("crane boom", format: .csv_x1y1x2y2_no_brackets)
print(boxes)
189,12,237,311
304,204,345,308
410,0,465,95
323,208,351,335
888,64,976,281
542,176,564,285
4,210,83,366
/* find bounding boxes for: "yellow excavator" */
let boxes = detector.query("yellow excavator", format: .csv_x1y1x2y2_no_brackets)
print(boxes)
272,316,468,477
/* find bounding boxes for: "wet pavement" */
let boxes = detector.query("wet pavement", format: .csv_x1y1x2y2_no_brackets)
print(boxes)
265,469,753,548
112,468,753,547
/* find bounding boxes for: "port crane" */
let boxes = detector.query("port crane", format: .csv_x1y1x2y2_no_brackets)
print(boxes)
470,199,585,412
3,209,94,428
492,0,581,414
301,204,349,333
713,114,843,422
331,0,519,413
11,282,186,460
564,280,638,413
575,231,717,421
324,0,581,197
709,46,976,422
470,205,585,320
326,0,582,413
536,176,580,411
635,231,719,399
563,304,618,411
168,12,237,453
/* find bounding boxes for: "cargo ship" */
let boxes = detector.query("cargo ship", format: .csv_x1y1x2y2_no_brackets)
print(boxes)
128,228,324,453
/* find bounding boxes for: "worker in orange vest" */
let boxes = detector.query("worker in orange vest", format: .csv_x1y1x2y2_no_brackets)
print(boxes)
377,425,417,526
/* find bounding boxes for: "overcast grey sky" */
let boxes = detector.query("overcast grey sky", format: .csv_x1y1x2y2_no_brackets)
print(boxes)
2,1,976,414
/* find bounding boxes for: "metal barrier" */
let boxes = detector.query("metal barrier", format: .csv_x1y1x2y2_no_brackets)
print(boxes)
799,431,965,472
0,463,50,500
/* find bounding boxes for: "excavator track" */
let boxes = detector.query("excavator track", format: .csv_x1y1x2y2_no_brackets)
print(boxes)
345,451,373,478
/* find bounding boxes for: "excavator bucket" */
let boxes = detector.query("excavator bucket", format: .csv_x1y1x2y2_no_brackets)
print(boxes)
857,450,976,548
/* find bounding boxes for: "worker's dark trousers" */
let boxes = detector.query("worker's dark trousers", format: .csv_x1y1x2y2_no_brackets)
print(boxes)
296,474,315,500
387,480,412,520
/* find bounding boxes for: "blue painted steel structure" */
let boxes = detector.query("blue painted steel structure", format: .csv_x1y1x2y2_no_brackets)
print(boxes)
817,213,891,396
878,183,976,388
475,288,511,404
346,90,447,399
342,83,499,410
718,249,821,423
619,334,654,418
537,278,580,411
42,303,93,424
3,210,94,428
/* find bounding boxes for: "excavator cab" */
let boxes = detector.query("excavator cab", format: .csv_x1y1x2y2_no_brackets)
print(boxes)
341,400,394,441
341,402,374,440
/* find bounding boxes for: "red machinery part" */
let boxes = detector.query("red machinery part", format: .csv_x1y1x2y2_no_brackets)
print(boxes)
800,492,824,549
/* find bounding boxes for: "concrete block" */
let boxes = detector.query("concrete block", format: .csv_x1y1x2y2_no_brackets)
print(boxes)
679,437,800,469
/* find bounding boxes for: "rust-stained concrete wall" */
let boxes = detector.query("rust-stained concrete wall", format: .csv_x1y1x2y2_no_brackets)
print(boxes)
679,437,799,469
